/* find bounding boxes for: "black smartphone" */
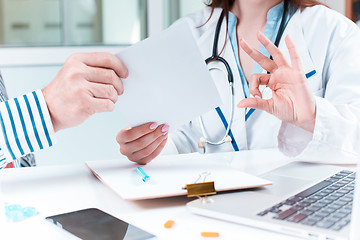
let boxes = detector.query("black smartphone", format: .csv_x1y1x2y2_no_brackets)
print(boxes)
46,208,157,240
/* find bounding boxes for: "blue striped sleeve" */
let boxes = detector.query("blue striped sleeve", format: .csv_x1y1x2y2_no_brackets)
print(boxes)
0,89,55,166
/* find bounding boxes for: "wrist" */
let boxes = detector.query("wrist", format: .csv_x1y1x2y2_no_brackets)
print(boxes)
42,87,60,133
297,118,316,133
296,106,317,133
295,87,317,133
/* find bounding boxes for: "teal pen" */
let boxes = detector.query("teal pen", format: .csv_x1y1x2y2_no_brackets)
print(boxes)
136,167,150,182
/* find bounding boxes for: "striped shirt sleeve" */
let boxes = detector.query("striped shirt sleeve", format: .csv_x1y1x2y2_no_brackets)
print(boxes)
0,90,55,169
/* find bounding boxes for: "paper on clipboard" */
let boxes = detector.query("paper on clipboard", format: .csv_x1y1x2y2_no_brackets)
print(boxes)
86,154,272,200
116,20,222,128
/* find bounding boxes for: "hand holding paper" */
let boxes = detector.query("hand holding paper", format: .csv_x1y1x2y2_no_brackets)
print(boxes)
116,20,222,163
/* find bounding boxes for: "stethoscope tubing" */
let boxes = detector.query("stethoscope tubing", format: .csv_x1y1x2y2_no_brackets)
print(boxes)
199,82,234,145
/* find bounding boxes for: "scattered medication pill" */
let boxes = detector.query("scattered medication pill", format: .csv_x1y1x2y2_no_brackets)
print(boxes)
22,207,37,217
4,203,38,222
201,232,220,238
164,220,175,228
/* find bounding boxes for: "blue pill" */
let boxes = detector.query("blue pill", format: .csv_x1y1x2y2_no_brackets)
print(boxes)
7,210,25,222
22,207,37,217
6,204,21,211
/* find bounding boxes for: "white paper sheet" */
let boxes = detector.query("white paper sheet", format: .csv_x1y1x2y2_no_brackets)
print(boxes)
116,20,222,128
86,154,272,200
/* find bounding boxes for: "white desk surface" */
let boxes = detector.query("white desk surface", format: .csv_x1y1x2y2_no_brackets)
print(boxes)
0,149,319,240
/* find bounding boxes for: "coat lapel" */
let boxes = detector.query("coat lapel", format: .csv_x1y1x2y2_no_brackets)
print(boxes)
278,9,320,87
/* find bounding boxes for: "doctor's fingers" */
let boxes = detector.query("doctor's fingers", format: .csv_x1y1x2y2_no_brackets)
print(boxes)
285,36,304,71
85,66,124,95
117,123,157,144
249,74,272,98
135,139,168,165
70,52,129,79
127,134,168,165
117,123,169,144
239,38,278,73
257,32,289,68
119,125,168,155
87,82,118,104
237,98,272,114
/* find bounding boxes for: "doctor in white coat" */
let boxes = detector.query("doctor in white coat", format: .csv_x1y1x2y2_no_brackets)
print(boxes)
116,0,360,164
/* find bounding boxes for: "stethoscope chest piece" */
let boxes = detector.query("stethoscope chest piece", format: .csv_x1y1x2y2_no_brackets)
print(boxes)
198,136,233,154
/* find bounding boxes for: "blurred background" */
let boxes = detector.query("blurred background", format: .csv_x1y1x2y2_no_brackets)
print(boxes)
0,0,358,166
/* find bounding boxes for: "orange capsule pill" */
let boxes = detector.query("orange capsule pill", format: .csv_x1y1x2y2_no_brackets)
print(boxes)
201,232,220,238
164,220,175,229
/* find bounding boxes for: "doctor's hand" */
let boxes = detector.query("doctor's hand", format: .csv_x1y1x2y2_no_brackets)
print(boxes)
42,52,128,132
116,123,169,165
238,32,316,132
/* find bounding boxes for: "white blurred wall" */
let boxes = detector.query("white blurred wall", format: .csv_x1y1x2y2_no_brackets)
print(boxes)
321,0,345,15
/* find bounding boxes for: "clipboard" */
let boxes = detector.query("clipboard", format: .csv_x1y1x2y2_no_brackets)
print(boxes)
86,154,272,200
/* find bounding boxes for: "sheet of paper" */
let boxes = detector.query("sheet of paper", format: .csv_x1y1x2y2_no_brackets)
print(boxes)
116,20,222,128
86,154,272,200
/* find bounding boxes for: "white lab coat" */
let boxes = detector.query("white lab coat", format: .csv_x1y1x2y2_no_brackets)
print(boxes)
163,5,360,163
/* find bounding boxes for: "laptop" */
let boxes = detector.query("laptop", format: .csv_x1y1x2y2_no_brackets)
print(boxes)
187,162,359,240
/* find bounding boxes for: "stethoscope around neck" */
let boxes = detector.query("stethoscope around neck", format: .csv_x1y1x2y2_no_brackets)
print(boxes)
198,1,289,154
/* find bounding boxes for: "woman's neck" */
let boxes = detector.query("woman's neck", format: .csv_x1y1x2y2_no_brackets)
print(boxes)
231,0,283,84
231,0,282,28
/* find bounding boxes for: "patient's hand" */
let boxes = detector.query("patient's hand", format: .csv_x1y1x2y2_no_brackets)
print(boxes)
116,123,169,165
43,52,128,132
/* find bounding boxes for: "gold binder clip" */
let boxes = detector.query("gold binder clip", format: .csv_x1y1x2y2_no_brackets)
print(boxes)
183,172,216,200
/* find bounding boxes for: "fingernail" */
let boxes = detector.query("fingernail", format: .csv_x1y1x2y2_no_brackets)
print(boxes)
161,124,170,133
163,134,168,140
255,95,261,99
150,123,158,130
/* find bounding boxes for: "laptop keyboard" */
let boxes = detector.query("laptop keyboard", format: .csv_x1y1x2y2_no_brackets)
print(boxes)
257,170,355,232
